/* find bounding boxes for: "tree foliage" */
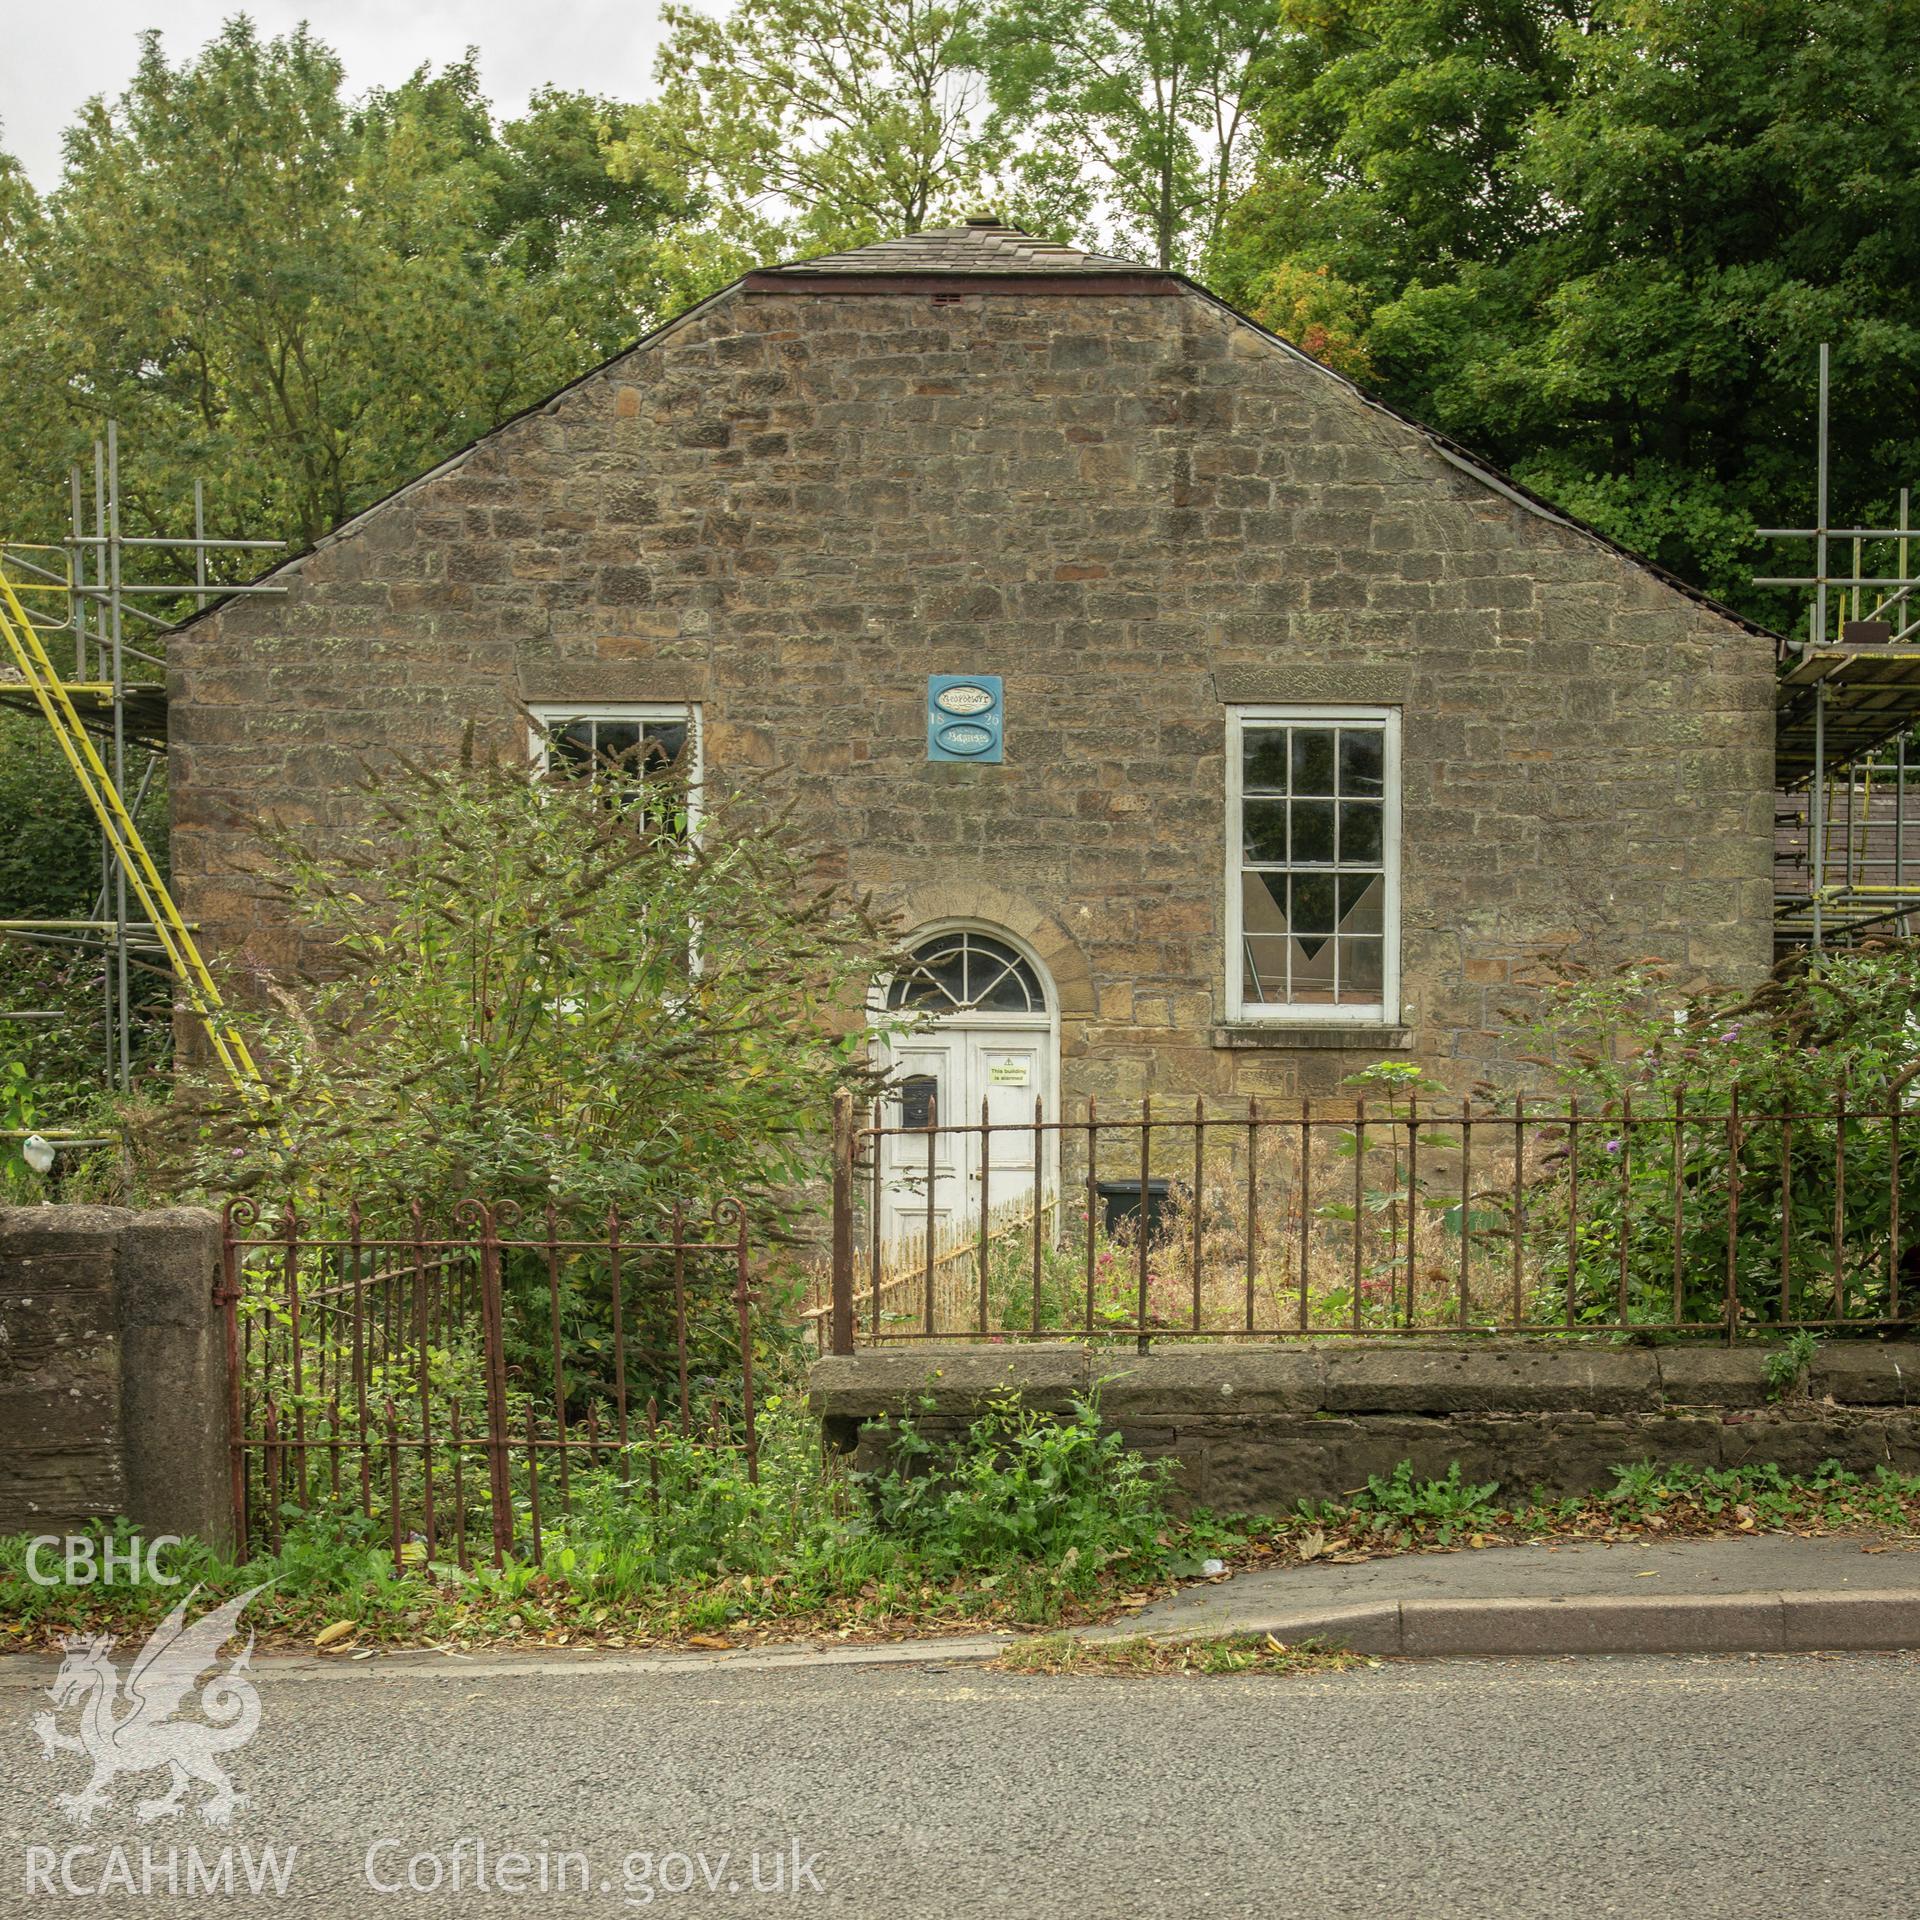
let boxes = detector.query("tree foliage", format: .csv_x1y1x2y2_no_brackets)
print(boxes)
2,2,1914,619
980,0,1275,268
612,0,1006,256
180,749,902,1227
1513,946,1920,1325
1218,0,1920,620
0,710,172,1182
8,4,1920,1168
0,23,707,558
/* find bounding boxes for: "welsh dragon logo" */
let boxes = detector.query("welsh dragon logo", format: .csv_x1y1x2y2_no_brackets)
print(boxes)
32,1585,266,1827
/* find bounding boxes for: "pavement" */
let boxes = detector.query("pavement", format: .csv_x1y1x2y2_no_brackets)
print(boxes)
274,1530,1915,1672
2,1646,1916,1917
1,1535,1915,1916
1107,1530,1920,1657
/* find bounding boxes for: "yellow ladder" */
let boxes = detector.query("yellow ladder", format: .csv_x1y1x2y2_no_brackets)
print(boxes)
0,562,268,1103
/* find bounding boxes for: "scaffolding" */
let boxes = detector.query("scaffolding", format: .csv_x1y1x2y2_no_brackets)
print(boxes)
1765,344,1920,950
0,423,283,1148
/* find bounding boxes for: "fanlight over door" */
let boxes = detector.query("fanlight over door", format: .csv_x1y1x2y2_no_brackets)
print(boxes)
884,930,1047,1016
873,930,1057,1258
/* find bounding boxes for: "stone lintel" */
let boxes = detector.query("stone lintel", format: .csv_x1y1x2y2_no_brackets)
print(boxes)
1212,667,1411,707
516,662,708,706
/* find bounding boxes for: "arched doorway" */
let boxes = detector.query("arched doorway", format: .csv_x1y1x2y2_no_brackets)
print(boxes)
872,927,1059,1251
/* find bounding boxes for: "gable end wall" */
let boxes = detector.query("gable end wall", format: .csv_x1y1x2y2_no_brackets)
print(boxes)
168,283,1775,1100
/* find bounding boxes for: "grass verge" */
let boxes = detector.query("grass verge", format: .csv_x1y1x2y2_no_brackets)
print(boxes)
1187,1459,1920,1581
993,1631,1370,1678
0,1391,1174,1656
3,1441,1914,1658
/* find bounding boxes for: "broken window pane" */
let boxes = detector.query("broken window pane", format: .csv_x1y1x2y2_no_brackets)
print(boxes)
1242,933,1289,1003
1242,871,1288,933
1291,944,1337,1002
1338,873,1384,936
1337,938,1383,1000
1237,714,1391,1012
1292,872,1337,937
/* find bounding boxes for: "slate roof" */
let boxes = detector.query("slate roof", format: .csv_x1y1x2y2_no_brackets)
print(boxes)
759,218,1151,277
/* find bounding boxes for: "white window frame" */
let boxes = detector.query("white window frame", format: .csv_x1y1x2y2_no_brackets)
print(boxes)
1225,704,1402,1026
526,702,704,831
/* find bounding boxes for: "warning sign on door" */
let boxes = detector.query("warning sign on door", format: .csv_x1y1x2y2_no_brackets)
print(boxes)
987,1058,1030,1087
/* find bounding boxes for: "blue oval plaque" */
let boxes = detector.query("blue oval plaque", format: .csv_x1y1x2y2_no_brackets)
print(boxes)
927,673,1004,762
935,721,996,755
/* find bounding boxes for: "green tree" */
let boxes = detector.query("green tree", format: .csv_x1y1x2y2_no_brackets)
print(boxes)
0,31,740,1122
978,0,1276,269
1245,259,1375,381
1217,0,1577,303
0,712,108,922
1220,0,1920,616
16,23,697,558
381,77,711,363
0,141,66,550
614,0,1004,256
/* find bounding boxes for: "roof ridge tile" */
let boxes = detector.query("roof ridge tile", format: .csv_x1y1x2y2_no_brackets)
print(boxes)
761,221,1150,277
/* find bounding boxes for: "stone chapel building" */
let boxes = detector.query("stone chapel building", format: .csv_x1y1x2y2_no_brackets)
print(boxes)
168,218,1777,1161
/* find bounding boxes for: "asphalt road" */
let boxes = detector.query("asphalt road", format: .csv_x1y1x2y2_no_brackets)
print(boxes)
2,1648,1915,1919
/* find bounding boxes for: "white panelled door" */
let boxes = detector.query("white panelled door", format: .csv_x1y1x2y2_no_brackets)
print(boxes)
873,931,1057,1251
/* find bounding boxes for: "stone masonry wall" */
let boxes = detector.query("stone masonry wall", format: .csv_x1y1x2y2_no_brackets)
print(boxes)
0,1208,232,1546
169,281,1777,1101
810,1342,1920,1514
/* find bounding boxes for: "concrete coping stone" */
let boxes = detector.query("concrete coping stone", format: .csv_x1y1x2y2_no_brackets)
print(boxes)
809,1348,1091,1418
810,1337,1920,1419
1654,1347,1773,1407
1321,1345,1661,1415
1092,1349,1326,1416
1809,1345,1918,1405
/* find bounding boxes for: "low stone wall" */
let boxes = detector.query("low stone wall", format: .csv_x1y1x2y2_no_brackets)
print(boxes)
810,1342,1920,1513
0,1206,231,1547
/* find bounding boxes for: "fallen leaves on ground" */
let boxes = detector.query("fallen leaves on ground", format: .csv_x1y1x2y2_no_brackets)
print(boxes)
1211,1472,1920,1588
992,1632,1373,1679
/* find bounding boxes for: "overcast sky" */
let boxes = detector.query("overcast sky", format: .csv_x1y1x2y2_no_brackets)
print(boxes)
3,3,686,190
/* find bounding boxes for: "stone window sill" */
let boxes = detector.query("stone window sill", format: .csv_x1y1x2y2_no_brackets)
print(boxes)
1211,1024,1413,1052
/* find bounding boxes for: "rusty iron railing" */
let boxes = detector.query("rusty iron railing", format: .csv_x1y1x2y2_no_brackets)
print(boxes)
799,1187,1059,1342
825,1088,1919,1350
219,1197,761,1568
